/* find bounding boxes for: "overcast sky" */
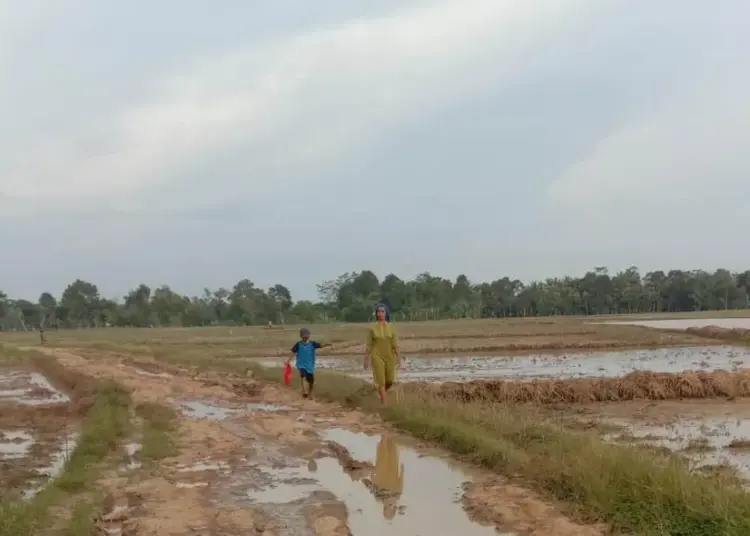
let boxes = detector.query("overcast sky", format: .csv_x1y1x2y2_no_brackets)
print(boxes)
2,0,749,301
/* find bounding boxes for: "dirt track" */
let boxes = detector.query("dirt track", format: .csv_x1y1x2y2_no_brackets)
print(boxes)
32,347,602,536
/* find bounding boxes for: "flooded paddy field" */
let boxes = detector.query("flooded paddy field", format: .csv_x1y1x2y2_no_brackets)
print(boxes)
263,345,750,383
0,363,79,499
577,399,750,485
601,317,750,331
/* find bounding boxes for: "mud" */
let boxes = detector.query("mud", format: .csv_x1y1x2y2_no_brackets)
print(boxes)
34,347,601,536
273,346,750,383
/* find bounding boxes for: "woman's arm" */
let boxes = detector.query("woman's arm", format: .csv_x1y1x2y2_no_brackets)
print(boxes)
390,325,401,364
364,326,374,369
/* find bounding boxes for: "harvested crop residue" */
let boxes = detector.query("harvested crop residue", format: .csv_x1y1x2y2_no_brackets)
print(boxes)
424,368,750,404
34,347,602,535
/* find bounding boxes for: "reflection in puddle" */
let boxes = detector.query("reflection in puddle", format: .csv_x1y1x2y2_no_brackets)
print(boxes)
244,428,520,535
0,371,69,405
177,399,235,420
271,346,750,382
606,417,750,480
0,430,34,459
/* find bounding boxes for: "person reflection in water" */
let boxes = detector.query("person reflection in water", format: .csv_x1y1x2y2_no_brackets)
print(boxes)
373,434,404,520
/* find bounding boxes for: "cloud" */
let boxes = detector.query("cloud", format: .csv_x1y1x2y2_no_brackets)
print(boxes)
0,0,602,212
547,9,750,215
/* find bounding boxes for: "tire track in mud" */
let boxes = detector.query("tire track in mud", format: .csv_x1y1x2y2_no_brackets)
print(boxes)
32,347,603,536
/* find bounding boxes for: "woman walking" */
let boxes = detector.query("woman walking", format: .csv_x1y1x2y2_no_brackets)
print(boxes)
364,304,402,403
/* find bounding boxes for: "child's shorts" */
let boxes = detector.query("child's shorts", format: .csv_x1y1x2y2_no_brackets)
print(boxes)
298,368,314,384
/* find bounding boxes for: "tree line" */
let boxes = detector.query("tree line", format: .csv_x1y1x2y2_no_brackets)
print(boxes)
1,266,750,330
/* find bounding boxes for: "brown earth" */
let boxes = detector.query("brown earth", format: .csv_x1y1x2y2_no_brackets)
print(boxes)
30,347,603,536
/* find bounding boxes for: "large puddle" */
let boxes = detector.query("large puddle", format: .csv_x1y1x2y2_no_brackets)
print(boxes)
317,429,519,535
0,370,70,405
194,424,522,534
263,346,750,382
606,417,750,482
601,318,750,330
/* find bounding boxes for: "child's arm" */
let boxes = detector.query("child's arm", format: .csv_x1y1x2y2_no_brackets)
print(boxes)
313,341,332,350
287,342,299,364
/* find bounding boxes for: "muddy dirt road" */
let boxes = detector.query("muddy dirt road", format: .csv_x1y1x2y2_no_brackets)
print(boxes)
31,347,601,536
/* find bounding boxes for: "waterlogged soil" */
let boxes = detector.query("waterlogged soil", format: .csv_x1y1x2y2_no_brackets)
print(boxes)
276,346,750,383
34,347,602,536
0,366,79,498
602,317,750,330
579,399,750,483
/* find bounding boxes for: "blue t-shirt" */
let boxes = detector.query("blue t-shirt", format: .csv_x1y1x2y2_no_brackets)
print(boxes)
291,340,322,372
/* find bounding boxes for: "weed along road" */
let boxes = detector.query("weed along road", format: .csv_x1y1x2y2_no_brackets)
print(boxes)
11,346,597,535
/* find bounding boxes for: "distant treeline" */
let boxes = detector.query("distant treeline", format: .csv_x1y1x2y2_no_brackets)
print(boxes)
1,266,749,329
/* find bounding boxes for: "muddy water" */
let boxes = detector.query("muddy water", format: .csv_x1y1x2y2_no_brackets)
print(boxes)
0,430,33,459
23,431,79,499
207,424,521,534
265,346,750,382
606,417,750,481
0,370,69,405
601,318,750,330
321,429,520,535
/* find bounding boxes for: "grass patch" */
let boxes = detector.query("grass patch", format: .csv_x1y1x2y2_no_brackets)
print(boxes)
136,402,179,461
250,363,750,536
0,380,131,536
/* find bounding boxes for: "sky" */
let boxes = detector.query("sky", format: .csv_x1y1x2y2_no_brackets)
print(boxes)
1,0,749,301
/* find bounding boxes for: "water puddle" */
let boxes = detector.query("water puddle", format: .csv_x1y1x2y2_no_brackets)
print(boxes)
176,399,236,420
606,417,750,480
0,371,69,405
177,459,231,473
269,346,750,382
601,318,750,330
122,442,142,471
0,430,33,459
247,402,290,412
134,368,172,379
233,428,523,534
23,432,79,499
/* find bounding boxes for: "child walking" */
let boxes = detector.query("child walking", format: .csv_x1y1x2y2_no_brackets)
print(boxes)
287,328,331,399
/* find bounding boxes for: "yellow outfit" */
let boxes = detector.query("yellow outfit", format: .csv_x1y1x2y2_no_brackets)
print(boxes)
367,322,399,387
374,435,404,495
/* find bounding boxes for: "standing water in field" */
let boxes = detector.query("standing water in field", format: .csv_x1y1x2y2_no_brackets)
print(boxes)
600,318,750,330
263,346,750,382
